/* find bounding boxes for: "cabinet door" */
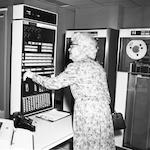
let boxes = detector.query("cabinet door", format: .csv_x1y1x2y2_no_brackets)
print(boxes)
0,10,6,117
124,74,150,150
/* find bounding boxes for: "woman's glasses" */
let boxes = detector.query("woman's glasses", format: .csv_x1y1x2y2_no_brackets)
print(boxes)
70,44,79,48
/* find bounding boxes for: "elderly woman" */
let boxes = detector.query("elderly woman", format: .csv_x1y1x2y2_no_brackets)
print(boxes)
23,32,115,150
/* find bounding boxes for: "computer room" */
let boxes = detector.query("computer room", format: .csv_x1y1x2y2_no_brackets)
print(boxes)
0,0,150,150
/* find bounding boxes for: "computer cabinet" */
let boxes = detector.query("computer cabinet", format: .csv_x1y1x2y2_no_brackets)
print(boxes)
124,74,150,150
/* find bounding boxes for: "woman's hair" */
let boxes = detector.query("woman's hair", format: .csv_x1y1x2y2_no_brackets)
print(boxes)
71,32,98,59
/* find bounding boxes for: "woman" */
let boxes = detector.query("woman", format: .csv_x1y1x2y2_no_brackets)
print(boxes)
23,32,115,150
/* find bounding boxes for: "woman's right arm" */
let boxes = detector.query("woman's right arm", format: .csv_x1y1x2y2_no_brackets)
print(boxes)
23,63,78,90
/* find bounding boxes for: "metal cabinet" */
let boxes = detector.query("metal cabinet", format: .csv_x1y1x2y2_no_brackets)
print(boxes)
124,73,150,150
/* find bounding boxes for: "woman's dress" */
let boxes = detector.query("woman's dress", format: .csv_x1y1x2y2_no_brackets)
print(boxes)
32,59,115,150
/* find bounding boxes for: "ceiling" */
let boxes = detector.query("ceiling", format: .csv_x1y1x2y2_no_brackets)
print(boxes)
45,0,150,8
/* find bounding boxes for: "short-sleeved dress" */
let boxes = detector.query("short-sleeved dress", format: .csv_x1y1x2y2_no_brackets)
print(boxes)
32,58,115,150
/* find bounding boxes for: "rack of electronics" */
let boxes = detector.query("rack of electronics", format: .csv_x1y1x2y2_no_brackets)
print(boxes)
10,4,58,116
115,28,150,150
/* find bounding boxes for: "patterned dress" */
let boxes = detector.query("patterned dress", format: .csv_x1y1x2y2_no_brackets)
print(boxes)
32,58,115,150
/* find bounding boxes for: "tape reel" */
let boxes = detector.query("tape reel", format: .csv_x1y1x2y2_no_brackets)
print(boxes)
126,40,147,60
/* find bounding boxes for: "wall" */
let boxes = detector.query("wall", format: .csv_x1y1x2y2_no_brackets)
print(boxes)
74,5,150,29
56,7,75,74
122,7,144,28
143,7,150,28
75,5,121,29
122,6,150,28
0,4,13,118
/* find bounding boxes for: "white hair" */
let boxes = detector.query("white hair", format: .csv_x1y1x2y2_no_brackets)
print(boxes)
71,32,98,59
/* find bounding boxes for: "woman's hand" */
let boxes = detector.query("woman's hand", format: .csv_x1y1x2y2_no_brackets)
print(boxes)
23,70,34,81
